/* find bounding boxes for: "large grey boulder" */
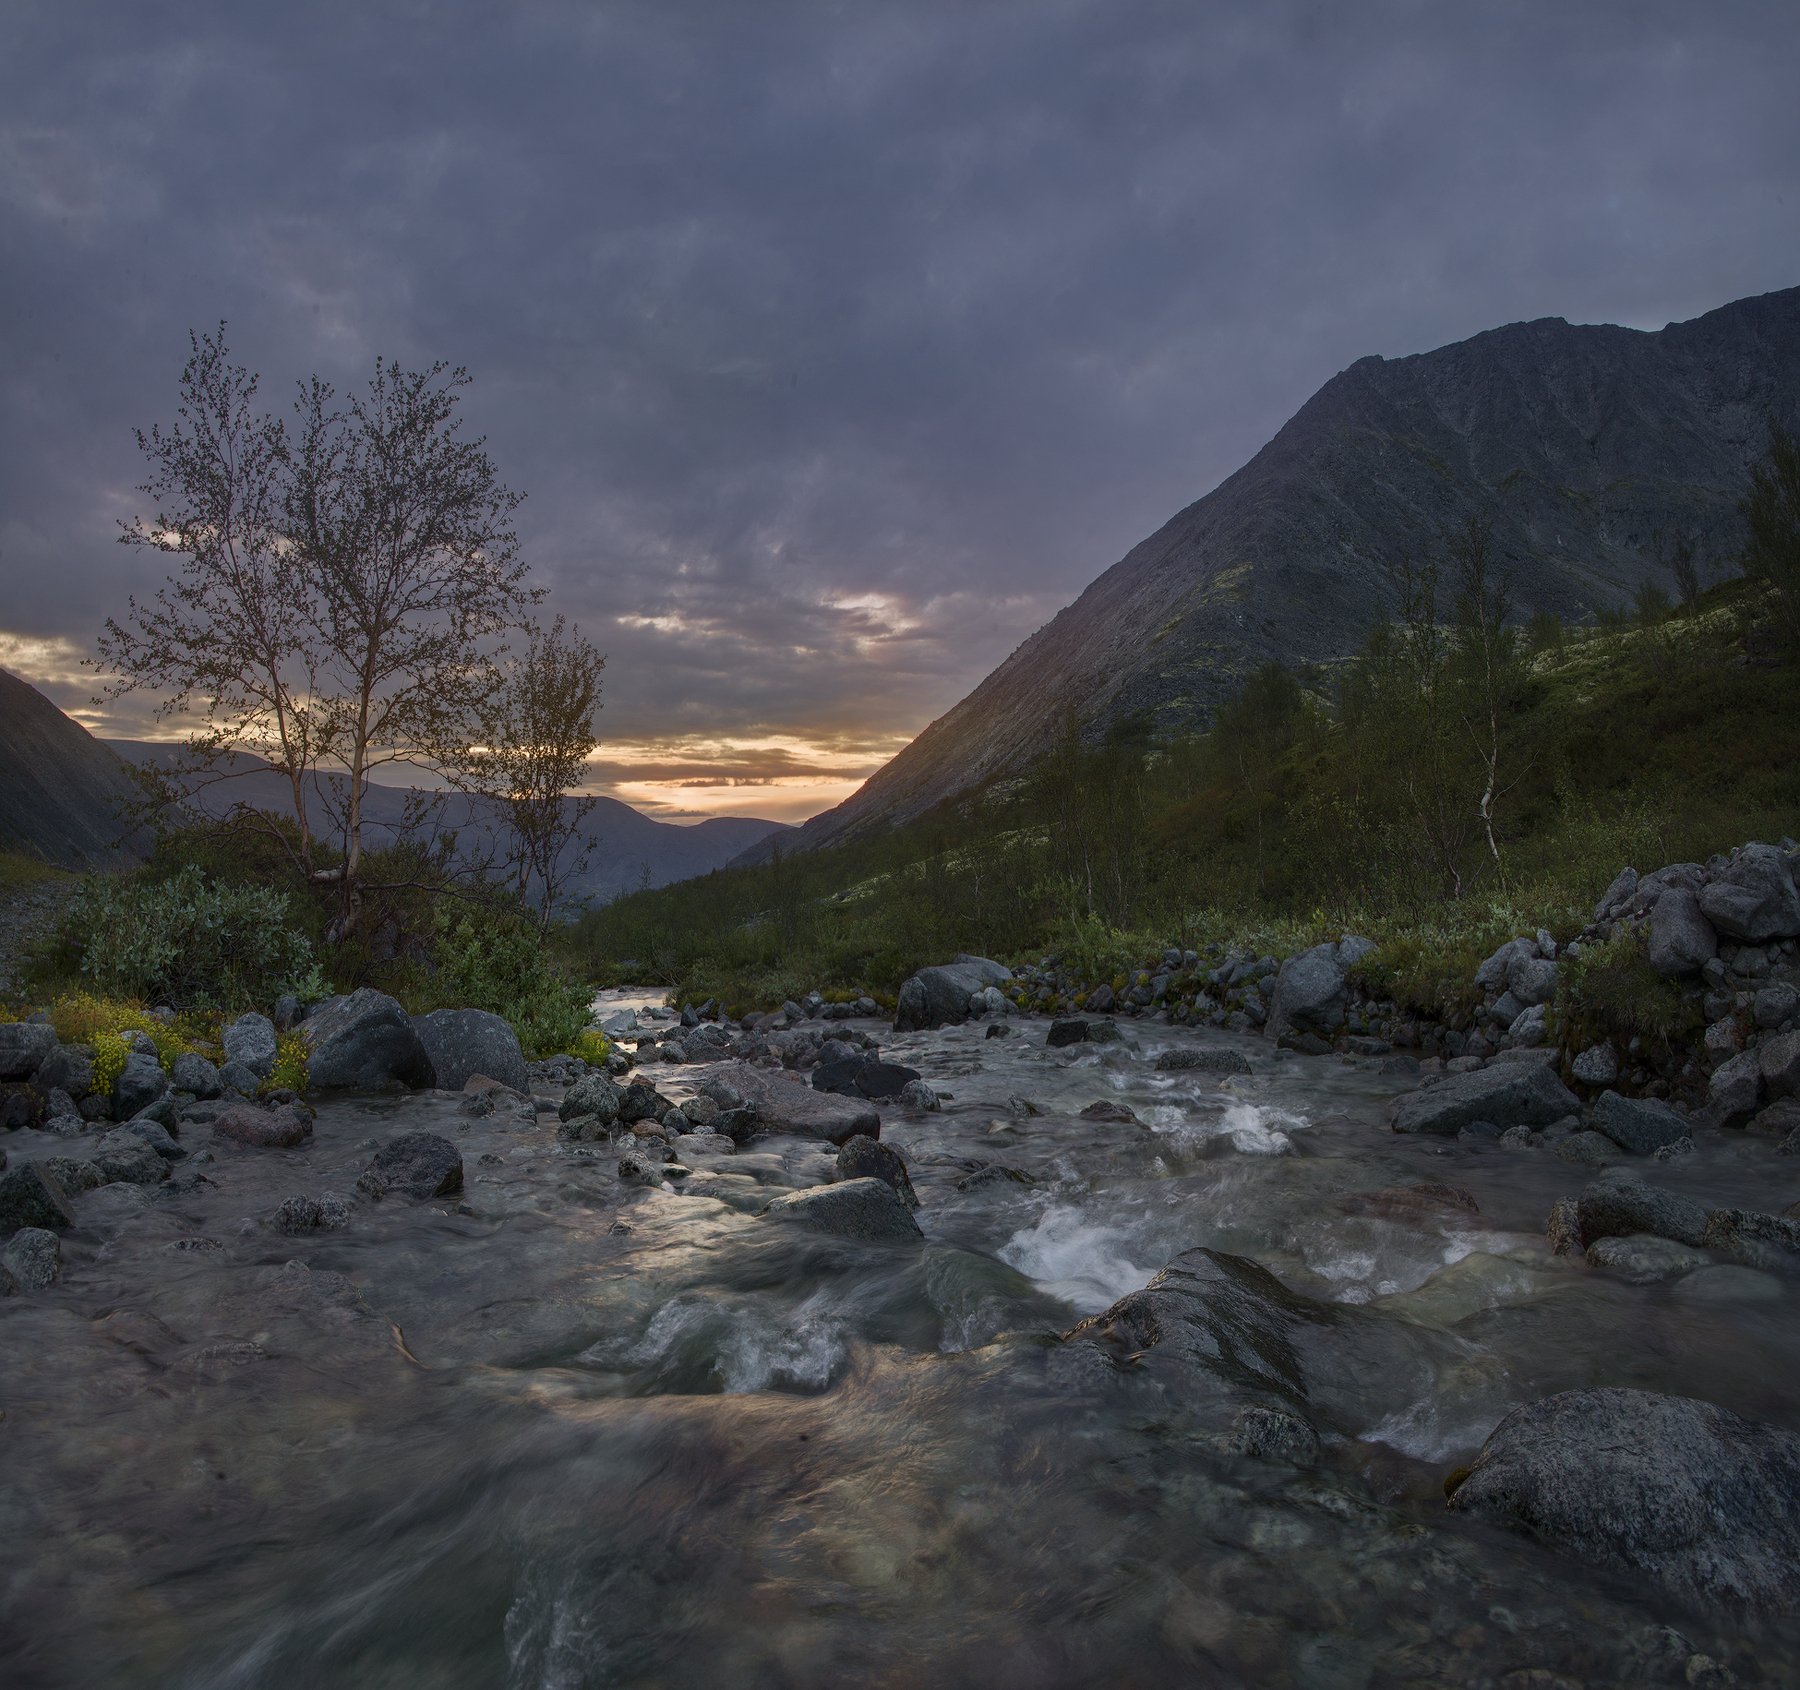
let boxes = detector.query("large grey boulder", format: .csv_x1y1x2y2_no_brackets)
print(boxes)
1761,1030,1800,1101
1391,1060,1578,1137
1506,954,1559,1007
1708,1048,1764,1127
411,1008,529,1094
90,1127,171,1186
34,1043,95,1100
169,1051,222,1099
0,1022,57,1080
1698,843,1800,943
0,1164,74,1237
558,1071,622,1127
1449,1387,1800,1611
763,1176,923,1241
893,956,1013,1032
222,1012,278,1080
1475,937,1536,993
695,1060,878,1146
1647,886,1717,977
811,1054,920,1101
1266,944,1348,1039
302,989,434,1091
112,1052,169,1119
1590,1090,1690,1154
1576,1172,1710,1248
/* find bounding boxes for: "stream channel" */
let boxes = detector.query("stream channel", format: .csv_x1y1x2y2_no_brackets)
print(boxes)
3,992,1798,1687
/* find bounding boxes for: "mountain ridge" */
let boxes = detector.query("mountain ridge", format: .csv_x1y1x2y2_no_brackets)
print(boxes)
742,285,1800,864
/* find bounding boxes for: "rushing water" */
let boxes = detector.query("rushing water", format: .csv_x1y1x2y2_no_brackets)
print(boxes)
3,1001,1798,1687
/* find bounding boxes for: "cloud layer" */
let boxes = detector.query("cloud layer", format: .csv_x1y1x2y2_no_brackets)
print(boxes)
2,0,1796,821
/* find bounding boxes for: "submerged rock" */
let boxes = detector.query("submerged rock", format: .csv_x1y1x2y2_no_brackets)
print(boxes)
212,1103,314,1150
358,1132,463,1200
1155,1047,1252,1075
1449,1386,1800,1611
762,1176,924,1241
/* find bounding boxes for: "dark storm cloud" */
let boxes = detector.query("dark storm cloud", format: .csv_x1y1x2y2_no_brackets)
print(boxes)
2,0,1796,813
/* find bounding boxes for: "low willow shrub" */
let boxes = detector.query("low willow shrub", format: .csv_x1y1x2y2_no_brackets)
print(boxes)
428,908,595,1059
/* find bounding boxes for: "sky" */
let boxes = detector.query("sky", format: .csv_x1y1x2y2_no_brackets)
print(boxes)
2,0,1796,824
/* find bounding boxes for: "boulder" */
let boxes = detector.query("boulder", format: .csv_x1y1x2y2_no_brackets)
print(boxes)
1647,886,1718,977
303,989,434,1091
1266,945,1348,1039
1698,843,1800,943
1591,1090,1690,1155
0,1082,42,1131
1700,1208,1800,1274
1155,1047,1253,1075
893,956,1012,1031
1448,1387,1800,1611
1391,1061,1578,1137
1707,1049,1765,1127
269,1192,353,1234
222,1012,279,1080
358,1132,463,1200
762,1176,923,1241
113,1052,169,1119
211,1103,314,1150
1592,867,1639,923
1476,937,1536,993
411,1008,529,1094
90,1127,171,1186
835,1134,919,1211
689,1060,877,1146
898,1078,941,1112
217,1059,264,1096
1576,1173,1709,1248
33,1043,94,1100
811,1055,920,1101
1569,1042,1619,1087
1,1225,61,1289
1507,955,1559,1007
120,1119,186,1161
0,1021,57,1080
1761,1030,1800,1101
1045,1020,1091,1048
0,1164,74,1237
1585,1234,1712,1283
616,1082,670,1125
169,1052,223,1099
558,1071,622,1126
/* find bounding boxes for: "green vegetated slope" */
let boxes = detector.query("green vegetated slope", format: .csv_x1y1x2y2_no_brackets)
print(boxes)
571,578,1800,1017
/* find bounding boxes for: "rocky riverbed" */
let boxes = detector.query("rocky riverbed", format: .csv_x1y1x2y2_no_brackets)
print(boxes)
2,987,1799,1687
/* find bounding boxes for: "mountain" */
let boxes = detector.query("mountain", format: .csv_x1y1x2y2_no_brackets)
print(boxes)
756,285,1800,861
108,741,790,906
0,667,149,868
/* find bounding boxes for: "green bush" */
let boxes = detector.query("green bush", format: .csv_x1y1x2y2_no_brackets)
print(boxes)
66,867,325,1011
426,907,594,1058
1558,932,1703,1055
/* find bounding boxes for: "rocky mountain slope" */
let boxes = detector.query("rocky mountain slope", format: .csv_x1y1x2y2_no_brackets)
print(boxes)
109,741,790,906
758,285,1800,861
0,668,147,868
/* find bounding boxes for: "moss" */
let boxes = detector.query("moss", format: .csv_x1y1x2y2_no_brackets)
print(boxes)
1558,933,1703,1057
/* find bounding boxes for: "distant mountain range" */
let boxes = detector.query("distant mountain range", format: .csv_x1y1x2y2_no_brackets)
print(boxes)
0,667,148,868
747,284,1800,864
0,666,790,897
108,741,790,906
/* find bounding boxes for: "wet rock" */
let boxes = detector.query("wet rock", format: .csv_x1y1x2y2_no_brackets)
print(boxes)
113,1052,169,1119
835,1134,919,1211
1449,1386,1800,1611
1585,1234,1712,1283
1079,1100,1141,1124
898,1079,940,1112
893,956,1012,1032
0,1022,58,1079
1552,1130,1618,1168
211,1102,313,1149
411,1008,529,1094
811,1054,921,1101
302,988,435,1091
1570,1042,1620,1087
1698,843,1800,943
1647,887,1718,977
1700,1208,1800,1274
1225,1404,1320,1464
1391,1061,1578,1137
1086,1020,1124,1044
1707,1048,1764,1127
169,1051,222,1099
269,1192,352,1234
1761,1030,1800,1100
1341,1181,1479,1221
2,1225,61,1289
1266,945,1348,1039
1591,1090,1690,1154
1155,1047,1253,1075
90,1127,171,1186
763,1176,924,1241
120,1118,186,1160
1064,1247,1477,1443
616,1082,670,1125
41,1157,103,1196
1046,1019,1091,1048
222,1012,279,1080
0,1163,75,1236
692,1060,878,1146
559,1071,622,1128
1576,1173,1709,1248
1546,1196,1584,1257
358,1132,463,1200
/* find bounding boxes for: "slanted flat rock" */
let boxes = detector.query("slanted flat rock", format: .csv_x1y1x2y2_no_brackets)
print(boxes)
1391,1061,1577,1137
359,1132,463,1200
1449,1386,1800,1611
763,1176,923,1241
1591,1090,1690,1154
691,1060,878,1146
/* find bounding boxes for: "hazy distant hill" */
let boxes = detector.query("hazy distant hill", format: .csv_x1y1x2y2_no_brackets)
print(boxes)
750,284,1800,863
109,742,790,907
0,667,147,868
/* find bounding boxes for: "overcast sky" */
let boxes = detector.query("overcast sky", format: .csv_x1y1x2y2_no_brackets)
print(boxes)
2,1,1796,822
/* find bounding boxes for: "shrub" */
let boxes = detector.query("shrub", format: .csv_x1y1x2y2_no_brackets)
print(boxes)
44,991,212,1069
265,1031,311,1095
426,906,594,1058
91,1030,129,1097
1558,932,1702,1056
565,1028,611,1066
66,866,324,1011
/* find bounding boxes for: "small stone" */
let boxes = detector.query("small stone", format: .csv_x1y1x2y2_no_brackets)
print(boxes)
358,1132,462,1200
269,1192,352,1234
0,1225,61,1288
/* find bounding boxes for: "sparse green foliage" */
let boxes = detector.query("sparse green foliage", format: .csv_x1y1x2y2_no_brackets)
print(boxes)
1558,932,1703,1056
424,906,593,1057
1634,580,1673,625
